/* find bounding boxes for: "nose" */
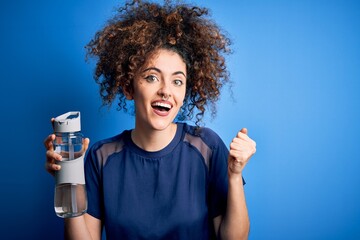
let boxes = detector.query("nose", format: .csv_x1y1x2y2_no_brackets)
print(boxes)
157,80,171,100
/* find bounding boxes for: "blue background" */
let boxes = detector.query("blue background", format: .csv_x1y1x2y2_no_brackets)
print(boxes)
0,0,359,239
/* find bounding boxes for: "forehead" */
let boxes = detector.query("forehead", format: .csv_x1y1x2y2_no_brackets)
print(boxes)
143,49,186,72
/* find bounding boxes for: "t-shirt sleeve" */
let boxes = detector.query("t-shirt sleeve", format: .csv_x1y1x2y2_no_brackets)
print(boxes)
84,144,103,220
207,137,229,219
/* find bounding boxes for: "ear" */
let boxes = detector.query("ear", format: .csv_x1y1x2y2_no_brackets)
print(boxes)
123,85,134,100
124,91,133,100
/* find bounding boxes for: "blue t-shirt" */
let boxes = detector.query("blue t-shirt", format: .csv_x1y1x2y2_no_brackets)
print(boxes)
85,123,231,239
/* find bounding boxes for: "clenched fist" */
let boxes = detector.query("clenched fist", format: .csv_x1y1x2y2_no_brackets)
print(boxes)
228,128,256,175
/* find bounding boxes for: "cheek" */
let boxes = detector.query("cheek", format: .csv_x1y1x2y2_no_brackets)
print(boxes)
133,87,154,107
176,90,186,107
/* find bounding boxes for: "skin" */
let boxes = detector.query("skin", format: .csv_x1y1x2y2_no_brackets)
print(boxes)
44,49,256,240
125,49,187,152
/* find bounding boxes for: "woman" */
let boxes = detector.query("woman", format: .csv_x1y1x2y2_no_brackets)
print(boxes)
44,1,256,239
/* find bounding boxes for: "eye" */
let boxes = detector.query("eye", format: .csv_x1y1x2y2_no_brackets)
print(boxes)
173,79,184,86
144,75,158,83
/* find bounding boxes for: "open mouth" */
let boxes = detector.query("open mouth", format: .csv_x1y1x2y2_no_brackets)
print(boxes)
151,102,172,112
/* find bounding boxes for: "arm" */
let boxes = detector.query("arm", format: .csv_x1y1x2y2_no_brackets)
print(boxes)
64,213,102,240
214,128,256,240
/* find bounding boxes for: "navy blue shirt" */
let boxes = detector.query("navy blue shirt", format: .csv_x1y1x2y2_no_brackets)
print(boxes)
85,123,230,239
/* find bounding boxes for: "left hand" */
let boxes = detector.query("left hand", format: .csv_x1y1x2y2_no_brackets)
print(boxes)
228,128,256,175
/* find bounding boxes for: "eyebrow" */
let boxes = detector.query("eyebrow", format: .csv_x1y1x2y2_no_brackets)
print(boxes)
143,67,186,78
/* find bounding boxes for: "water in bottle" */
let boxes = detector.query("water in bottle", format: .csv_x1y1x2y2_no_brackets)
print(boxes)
53,111,87,218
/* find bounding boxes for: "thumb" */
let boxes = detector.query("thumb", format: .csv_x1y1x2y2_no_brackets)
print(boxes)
83,138,90,152
240,128,248,135
51,118,55,130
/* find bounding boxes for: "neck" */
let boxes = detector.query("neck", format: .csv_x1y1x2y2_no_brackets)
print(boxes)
131,123,177,152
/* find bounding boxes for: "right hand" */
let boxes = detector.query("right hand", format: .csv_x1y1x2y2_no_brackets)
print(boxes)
44,121,90,176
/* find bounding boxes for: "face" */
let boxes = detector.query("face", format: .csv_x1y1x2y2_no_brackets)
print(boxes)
126,49,187,132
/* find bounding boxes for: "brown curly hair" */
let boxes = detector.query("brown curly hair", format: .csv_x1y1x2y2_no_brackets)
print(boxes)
86,0,232,126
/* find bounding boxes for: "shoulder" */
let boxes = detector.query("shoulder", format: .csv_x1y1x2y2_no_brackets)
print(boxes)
179,123,229,174
87,130,130,163
181,123,224,149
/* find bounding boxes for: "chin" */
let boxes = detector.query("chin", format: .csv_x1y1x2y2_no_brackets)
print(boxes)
149,118,176,131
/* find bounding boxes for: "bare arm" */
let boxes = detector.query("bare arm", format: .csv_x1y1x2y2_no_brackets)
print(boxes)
64,214,102,240
214,128,256,240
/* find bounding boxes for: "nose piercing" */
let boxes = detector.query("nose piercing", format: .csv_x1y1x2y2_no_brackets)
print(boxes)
162,94,168,101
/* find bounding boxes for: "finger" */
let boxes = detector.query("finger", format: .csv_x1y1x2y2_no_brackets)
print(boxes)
83,138,90,152
240,128,248,135
233,137,256,150
43,134,56,149
230,140,256,155
235,131,253,142
46,150,62,161
229,146,254,163
45,161,61,175
229,149,248,163
232,135,251,146
230,143,253,157
230,141,246,150
237,130,248,138
51,118,55,129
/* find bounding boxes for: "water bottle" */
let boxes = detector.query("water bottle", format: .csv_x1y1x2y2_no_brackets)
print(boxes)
53,111,87,218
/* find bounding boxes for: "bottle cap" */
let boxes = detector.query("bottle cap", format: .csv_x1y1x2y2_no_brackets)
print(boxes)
53,111,81,133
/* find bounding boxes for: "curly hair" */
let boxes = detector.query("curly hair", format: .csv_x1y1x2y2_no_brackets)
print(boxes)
86,0,232,126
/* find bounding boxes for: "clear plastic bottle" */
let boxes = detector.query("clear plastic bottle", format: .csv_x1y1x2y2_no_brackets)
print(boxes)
53,111,87,218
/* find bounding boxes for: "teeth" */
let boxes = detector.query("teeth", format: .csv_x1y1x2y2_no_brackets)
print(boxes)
152,102,171,109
